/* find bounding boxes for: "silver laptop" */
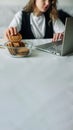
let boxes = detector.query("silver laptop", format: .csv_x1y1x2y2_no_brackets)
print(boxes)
36,17,73,56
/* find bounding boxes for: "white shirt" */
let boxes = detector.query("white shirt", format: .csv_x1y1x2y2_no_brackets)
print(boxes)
30,13,45,38
9,10,65,39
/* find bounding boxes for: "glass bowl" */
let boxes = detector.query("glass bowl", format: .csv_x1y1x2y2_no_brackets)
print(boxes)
4,41,33,57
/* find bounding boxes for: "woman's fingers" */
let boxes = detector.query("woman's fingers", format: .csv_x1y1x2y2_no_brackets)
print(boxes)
13,27,17,35
52,33,64,42
8,27,17,35
4,27,17,40
53,33,58,42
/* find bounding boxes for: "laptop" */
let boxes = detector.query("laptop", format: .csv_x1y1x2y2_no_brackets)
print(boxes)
36,17,73,56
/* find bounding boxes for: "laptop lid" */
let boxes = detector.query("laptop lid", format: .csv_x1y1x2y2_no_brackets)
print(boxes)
61,17,73,56
36,17,73,56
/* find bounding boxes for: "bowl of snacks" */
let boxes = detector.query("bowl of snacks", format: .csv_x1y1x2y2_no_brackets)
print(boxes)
5,33,32,57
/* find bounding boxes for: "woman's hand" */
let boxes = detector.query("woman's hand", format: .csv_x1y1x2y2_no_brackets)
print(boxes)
4,27,17,40
52,33,64,42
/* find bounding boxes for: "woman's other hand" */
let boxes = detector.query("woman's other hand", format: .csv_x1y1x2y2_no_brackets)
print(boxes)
52,33,64,42
4,27,17,40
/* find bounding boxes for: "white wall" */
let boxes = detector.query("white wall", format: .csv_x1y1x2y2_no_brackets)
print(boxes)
58,0,73,7
0,0,28,5
0,0,73,6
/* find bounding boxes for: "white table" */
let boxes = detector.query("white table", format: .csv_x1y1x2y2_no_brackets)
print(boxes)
0,39,73,130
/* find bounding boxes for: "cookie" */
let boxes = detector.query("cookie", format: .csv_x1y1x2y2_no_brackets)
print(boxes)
6,42,16,55
17,47,29,56
6,42,29,56
6,42,25,47
9,33,22,42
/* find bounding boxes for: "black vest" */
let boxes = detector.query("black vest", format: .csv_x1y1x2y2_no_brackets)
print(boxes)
58,10,71,24
19,11,53,39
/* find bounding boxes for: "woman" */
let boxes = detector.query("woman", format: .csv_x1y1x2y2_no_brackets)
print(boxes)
4,0,65,41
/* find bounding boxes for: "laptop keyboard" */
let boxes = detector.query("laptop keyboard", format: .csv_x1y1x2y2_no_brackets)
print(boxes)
47,44,62,52
42,41,62,54
36,40,62,55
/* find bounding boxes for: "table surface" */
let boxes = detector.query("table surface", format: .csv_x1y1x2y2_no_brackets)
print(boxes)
0,39,73,130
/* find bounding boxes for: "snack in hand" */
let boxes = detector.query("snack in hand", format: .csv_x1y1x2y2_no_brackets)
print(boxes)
9,33,22,42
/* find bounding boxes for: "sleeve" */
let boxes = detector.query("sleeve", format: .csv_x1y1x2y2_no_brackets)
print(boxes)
9,10,22,32
52,18,65,33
